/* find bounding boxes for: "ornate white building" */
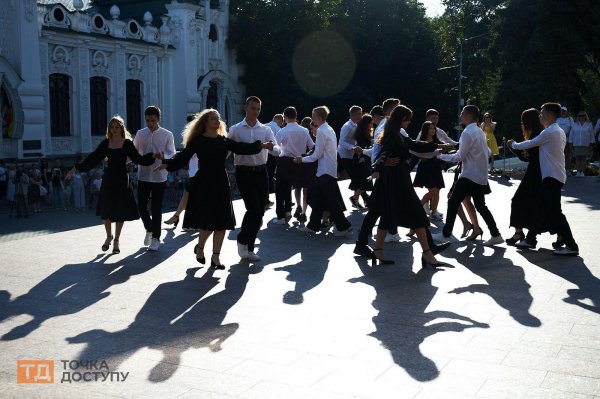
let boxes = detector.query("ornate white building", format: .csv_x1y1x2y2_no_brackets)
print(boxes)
0,0,244,160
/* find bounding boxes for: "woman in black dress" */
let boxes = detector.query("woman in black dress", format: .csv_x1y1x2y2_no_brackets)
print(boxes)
506,108,545,245
369,105,450,267
412,121,445,220
155,109,274,269
352,114,374,204
293,117,318,222
66,116,155,254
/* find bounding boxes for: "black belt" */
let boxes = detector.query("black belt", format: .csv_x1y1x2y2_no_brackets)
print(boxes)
236,165,266,172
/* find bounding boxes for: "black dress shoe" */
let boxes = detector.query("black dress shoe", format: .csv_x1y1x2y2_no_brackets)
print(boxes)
431,241,451,255
353,242,374,259
506,231,525,246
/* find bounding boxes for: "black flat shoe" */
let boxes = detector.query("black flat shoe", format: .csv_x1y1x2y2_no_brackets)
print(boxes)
372,248,394,265
194,245,205,264
431,241,451,255
552,238,565,249
506,231,525,246
211,252,225,270
353,242,373,259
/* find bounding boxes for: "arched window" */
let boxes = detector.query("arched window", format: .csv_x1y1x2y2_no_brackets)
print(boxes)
126,79,142,134
49,73,71,137
206,81,218,110
209,24,218,42
90,77,108,136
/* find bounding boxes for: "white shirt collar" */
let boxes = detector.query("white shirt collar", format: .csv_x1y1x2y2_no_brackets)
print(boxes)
241,118,263,128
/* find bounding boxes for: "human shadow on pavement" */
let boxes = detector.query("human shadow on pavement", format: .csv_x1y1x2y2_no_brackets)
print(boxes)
444,244,542,327
67,264,249,382
349,261,489,382
0,230,189,341
519,248,600,315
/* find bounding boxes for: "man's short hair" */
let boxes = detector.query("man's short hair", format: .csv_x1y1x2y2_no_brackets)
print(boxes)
273,114,284,122
382,98,401,114
349,105,362,115
426,109,439,118
313,106,330,121
462,105,480,120
542,103,562,119
283,107,297,120
245,96,261,105
370,105,384,117
144,105,161,118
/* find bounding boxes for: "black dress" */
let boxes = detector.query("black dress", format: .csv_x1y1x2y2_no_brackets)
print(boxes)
75,139,155,222
371,131,437,230
163,134,262,231
351,132,374,192
413,154,445,189
510,146,546,231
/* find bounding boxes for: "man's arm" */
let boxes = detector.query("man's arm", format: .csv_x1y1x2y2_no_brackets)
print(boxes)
266,126,281,156
302,131,325,163
338,123,355,152
164,132,176,159
511,129,551,150
438,132,472,163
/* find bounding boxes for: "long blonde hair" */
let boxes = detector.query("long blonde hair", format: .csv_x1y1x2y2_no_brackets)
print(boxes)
182,109,227,147
106,115,133,140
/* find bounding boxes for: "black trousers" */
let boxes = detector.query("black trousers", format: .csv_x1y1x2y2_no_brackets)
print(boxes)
307,175,351,232
527,177,577,248
266,154,278,196
236,166,268,252
443,178,500,238
355,208,398,244
137,181,166,239
275,157,294,219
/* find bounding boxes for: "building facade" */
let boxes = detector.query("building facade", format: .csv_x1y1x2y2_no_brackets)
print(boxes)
0,0,244,160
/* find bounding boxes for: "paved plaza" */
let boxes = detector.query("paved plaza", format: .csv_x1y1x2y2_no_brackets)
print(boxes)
1,173,599,398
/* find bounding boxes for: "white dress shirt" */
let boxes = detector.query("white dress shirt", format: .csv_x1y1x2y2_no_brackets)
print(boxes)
569,121,594,147
302,122,338,178
438,122,490,186
337,119,358,159
511,122,566,183
371,117,387,162
275,122,314,158
188,154,199,178
594,119,600,136
557,116,573,139
133,126,175,183
416,127,458,145
227,118,280,166
266,121,282,135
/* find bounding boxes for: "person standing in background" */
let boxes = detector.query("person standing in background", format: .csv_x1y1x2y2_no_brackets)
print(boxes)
557,106,574,174
480,113,499,174
265,113,284,208
569,111,595,177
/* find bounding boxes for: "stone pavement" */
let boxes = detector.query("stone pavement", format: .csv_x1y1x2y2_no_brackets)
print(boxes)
1,173,599,399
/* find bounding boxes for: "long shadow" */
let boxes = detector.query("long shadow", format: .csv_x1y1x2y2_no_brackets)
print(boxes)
0,229,189,340
349,261,489,381
67,265,249,382
444,244,541,327
519,249,600,315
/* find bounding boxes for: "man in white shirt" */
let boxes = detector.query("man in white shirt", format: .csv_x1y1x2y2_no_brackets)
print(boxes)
436,105,503,246
371,98,401,163
228,96,280,261
294,106,352,236
265,113,284,204
338,105,365,208
133,105,176,251
557,106,574,173
272,106,314,225
508,102,579,256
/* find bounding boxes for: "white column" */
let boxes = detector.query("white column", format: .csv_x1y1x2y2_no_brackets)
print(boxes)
115,50,126,117
77,47,91,153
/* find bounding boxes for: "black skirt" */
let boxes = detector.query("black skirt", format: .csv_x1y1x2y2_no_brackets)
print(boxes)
510,160,548,232
96,174,140,222
413,158,445,189
295,161,318,189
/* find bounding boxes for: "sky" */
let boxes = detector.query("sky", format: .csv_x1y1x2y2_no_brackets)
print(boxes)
421,0,446,17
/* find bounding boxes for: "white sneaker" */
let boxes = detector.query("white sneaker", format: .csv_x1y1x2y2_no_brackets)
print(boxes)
148,238,160,251
271,217,287,225
334,226,353,237
237,242,249,259
484,235,504,246
423,203,431,215
298,225,317,234
247,252,261,261
384,233,401,242
430,211,444,221
144,232,152,246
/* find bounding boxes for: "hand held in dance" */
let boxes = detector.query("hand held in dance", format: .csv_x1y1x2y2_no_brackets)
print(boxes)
353,146,363,154
507,139,515,148
262,141,274,150
153,152,164,160
384,157,400,166
367,172,379,181
65,167,76,180
438,143,454,153
293,156,303,164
